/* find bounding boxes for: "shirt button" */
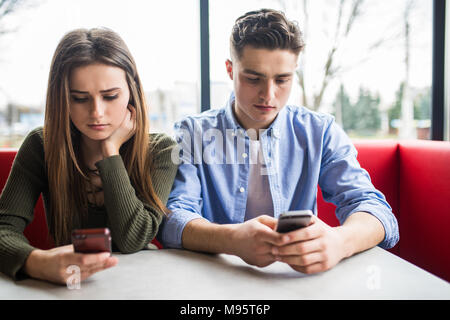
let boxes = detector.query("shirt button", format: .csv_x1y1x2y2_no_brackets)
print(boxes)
273,128,280,138
239,187,245,193
242,153,248,158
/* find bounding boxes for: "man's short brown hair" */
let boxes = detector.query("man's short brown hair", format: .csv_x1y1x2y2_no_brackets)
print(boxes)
230,8,305,59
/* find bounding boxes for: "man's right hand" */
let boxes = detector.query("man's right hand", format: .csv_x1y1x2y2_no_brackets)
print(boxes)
229,215,288,267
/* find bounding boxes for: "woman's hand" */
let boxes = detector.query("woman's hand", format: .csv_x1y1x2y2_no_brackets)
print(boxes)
101,104,136,158
23,245,118,285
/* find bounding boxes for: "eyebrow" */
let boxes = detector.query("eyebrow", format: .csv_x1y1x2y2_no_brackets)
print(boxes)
243,69,293,78
70,87,121,94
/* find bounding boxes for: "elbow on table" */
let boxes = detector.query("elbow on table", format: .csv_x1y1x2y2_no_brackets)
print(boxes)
114,240,147,254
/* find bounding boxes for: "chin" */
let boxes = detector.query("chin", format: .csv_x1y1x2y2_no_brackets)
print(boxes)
252,113,277,124
81,130,111,142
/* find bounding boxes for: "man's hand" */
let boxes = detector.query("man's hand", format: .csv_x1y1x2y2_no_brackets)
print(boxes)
101,104,136,157
230,215,287,268
271,215,349,274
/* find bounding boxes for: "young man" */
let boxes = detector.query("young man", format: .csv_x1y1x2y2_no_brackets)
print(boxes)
160,9,399,274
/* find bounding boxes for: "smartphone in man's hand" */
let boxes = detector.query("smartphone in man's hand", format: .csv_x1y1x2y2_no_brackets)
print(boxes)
72,228,112,254
276,210,313,233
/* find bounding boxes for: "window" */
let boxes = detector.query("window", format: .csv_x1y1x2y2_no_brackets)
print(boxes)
0,0,200,147
0,0,440,148
209,0,433,140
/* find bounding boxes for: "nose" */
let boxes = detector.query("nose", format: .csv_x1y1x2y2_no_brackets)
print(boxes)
90,98,105,119
259,80,276,103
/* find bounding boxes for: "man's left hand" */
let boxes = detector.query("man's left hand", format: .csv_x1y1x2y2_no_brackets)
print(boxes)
271,215,349,274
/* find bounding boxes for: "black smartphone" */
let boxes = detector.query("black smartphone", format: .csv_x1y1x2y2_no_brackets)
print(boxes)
72,228,112,255
276,210,313,233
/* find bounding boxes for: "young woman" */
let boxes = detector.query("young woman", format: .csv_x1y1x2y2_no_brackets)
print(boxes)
0,28,178,284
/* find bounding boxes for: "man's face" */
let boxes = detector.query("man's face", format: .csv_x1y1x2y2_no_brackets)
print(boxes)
226,46,298,131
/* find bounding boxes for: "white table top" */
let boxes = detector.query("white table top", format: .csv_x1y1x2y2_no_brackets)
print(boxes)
1,247,449,300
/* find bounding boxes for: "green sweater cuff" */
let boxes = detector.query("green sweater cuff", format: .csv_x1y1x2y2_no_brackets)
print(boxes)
0,235,35,280
95,155,125,173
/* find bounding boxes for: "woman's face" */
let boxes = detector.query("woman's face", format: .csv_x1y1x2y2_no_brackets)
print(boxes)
69,63,131,143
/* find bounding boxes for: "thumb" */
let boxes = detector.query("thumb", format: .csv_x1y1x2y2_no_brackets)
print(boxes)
256,214,278,230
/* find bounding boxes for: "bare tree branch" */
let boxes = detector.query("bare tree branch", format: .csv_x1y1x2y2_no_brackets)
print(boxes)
0,0,33,35
0,0,23,19
305,0,365,110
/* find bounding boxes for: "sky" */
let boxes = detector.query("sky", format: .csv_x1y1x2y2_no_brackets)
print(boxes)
0,0,433,113
0,0,201,108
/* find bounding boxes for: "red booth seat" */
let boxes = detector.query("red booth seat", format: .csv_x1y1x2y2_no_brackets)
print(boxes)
1,140,449,281
318,140,450,282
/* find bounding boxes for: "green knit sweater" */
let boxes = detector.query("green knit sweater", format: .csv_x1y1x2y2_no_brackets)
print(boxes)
0,127,178,280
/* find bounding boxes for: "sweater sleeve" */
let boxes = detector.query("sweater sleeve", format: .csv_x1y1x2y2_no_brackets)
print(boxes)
96,134,178,253
0,128,47,280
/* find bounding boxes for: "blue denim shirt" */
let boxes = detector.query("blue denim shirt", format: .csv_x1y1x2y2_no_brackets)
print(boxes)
160,93,399,249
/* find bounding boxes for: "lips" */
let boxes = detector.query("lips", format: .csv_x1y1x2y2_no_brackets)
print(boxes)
88,124,109,130
254,104,275,111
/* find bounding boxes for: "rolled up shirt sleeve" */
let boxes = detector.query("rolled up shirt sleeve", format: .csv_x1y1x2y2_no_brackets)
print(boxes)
318,118,400,249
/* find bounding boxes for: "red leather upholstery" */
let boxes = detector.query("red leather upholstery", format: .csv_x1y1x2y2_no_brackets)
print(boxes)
318,140,450,281
0,150,53,250
398,141,450,282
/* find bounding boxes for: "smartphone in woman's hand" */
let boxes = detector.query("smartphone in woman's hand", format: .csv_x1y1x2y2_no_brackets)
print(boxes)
72,228,112,255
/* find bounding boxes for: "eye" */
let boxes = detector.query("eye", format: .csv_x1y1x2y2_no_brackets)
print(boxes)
276,78,290,84
247,77,259,83
71,96,88,103
103,94,119,101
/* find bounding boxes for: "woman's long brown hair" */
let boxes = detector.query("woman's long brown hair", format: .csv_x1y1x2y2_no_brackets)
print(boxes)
44,28,166,246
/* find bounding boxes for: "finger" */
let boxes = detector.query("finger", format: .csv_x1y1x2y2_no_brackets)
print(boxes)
257,228,288,246
257,215,278,229
50,244,74,254
128,104,134,118
273,238,323,256
74,252,113,268
79,256,118,280
255,215,290,246
290,262,325,275
127,105,137,133
253,242,276,256
277,251,324,267
282,220,323,243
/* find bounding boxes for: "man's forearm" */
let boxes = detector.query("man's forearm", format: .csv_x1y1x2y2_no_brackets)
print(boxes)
181,218,236,255
336,211,386,258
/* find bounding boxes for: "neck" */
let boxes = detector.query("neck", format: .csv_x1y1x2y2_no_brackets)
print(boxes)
232,103,272,140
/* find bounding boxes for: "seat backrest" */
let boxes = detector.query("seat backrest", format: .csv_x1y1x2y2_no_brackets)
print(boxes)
0,149,53,250
398,141,450,281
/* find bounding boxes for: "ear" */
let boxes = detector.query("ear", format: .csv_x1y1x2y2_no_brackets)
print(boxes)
225,59,233,80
